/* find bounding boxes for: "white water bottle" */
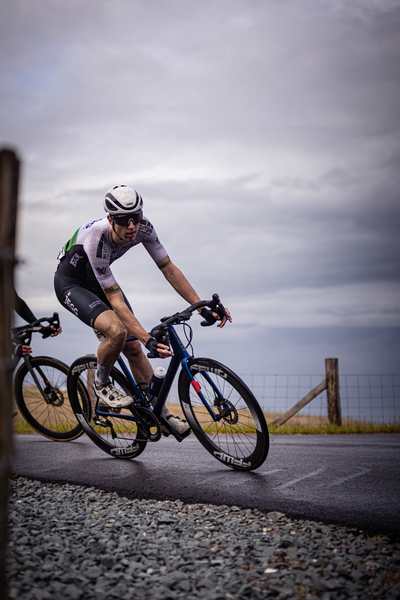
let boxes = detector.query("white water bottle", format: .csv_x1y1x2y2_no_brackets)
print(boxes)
148,366,167,397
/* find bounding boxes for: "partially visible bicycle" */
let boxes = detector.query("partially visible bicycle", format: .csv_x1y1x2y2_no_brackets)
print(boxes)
12,313,87,441
67,294,269,471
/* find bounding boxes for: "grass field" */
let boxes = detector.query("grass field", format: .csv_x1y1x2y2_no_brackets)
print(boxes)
12,403,400,435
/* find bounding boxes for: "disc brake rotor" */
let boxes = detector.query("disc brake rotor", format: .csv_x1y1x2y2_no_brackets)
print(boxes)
44,386,64,407
217,399,238,425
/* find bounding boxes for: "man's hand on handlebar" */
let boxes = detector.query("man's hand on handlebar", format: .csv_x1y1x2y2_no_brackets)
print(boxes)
145,336,173,359
49,324,62,337
216,306,231,328
13,343,32,358
200,304,232,328
38,314,62,339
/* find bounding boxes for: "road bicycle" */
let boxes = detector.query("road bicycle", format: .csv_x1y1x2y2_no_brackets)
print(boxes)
12,313,86,441
67,294,269,471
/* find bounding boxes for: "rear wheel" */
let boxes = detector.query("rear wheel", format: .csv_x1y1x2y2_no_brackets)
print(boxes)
14,356,85,441
67,356,147,459
178,358,269,471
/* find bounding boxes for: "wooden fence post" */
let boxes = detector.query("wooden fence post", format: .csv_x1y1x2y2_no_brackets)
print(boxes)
0,148,19,594
271,379,327,427
325,358,341,426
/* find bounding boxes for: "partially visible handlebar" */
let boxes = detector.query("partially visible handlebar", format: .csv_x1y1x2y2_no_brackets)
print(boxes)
40,313,60,339
11,312,60,340
150,294,228,339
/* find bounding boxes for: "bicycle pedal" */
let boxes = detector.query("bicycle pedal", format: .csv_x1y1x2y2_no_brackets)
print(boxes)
178,427,192,441
94,417,109,427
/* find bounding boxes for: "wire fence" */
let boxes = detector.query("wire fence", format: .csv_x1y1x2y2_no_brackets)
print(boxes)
239,374,400,425
166,372,400,425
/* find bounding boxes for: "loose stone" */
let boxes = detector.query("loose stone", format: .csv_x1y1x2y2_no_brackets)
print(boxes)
4,477,400,600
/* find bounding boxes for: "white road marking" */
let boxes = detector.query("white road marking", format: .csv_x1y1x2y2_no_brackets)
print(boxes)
274,467,327,490
226,469,285,486
316,468,371,489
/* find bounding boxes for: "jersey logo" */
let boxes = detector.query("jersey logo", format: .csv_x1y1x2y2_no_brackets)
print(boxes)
140,219,154,235
83,219,101,230
64,294,79,316
89,300,102,309
70,253,83,268
103,283,120,296
96,267,107,276
96,236,104,259
56,247,65,268
96,234,110,261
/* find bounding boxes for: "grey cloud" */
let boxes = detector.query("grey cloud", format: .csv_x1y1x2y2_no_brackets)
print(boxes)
3,0,400,375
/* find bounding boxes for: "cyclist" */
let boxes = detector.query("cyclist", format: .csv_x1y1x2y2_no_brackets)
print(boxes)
13,290,62,419
54,185,231,435
13,290,62,358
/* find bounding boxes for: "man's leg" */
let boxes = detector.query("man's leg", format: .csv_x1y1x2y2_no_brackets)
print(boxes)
94,309,127,368
122,339,153,387
92,310,133,408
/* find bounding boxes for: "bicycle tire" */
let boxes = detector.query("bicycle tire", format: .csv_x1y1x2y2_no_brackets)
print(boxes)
178,358,269,471
67,356,147,459
14,356,86,441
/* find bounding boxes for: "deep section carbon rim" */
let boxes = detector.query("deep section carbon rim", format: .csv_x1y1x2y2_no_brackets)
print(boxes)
67,356,147,459
178,358,269,470
14,356,85,441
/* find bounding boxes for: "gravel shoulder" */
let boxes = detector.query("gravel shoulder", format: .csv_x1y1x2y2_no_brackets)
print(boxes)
5,477,400,600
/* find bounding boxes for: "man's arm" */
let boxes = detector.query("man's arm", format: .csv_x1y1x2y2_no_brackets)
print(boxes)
160,262,201,305
107,292,154,345
161,262,231,328
105,291,172,357
14,291,37,323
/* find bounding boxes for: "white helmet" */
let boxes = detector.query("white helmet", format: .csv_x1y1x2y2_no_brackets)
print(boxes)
103,185,143,215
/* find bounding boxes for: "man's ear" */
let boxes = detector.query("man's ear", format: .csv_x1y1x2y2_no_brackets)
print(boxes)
107,214,112,224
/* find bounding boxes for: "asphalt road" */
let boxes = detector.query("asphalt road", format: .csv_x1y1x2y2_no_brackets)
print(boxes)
11,433,400,539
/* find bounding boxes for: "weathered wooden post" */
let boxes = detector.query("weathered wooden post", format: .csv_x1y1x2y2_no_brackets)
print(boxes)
325,358,341,426
0,148,19,594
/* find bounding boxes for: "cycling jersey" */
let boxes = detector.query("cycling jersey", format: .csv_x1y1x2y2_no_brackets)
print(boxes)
54,216,171,328
56,216,170,293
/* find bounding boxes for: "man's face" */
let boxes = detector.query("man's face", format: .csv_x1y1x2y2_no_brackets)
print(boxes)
107,214,140,244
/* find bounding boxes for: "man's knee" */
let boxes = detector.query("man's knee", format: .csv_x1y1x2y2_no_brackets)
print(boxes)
95,312,127,345
111,324,128,346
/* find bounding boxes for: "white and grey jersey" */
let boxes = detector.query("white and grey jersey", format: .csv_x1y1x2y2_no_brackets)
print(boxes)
57,217,170,293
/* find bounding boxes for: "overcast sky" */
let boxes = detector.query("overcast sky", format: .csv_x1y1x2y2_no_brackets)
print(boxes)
2,0,399,377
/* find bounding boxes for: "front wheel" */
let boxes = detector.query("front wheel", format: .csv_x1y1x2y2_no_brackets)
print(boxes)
178,358,269,471
67,356,147,459
14,356,85,441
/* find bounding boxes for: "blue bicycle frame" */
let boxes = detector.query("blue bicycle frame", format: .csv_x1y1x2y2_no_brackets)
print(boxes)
95,325,225,434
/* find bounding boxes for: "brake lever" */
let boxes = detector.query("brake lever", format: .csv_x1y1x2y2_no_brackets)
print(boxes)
216,300,229,321
202,294,229,325
41,312,60,339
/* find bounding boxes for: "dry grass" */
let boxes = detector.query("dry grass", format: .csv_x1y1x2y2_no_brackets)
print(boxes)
12,385,80,434
266,413,400,435
12,403,400,435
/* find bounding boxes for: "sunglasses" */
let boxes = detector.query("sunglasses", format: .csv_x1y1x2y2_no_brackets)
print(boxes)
113,211,142,227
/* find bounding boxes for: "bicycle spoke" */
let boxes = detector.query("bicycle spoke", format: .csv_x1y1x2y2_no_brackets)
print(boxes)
14,357,85,441
67,357,147,459
179,358,269,470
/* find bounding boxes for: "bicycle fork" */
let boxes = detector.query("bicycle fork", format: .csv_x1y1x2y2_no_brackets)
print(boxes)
181,358,232,422
24,357,61,406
